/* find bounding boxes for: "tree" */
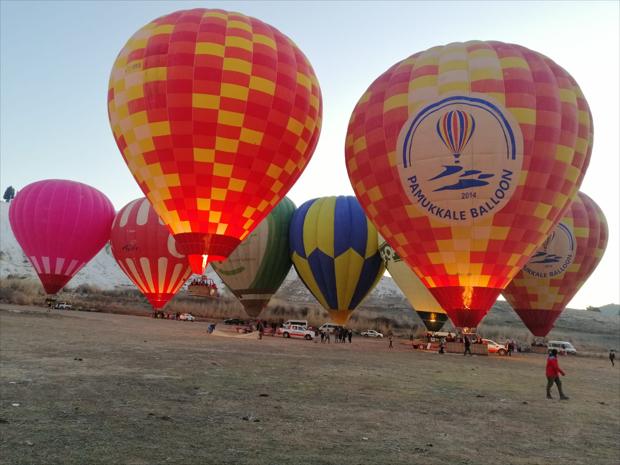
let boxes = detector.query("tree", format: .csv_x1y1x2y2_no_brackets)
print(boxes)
3,186,15,203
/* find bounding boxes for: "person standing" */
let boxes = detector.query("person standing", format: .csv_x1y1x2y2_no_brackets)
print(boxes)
609,349,616,367
388,335,393,349
439,337,446,354
546,349,569,400
463,334,472,356
348,329,352,344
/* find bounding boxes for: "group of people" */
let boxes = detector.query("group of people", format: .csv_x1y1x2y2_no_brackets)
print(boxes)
319,327,353,343
151,311,186,320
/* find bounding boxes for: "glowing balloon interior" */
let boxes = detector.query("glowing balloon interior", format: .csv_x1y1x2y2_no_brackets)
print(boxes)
378,234,449,332
345,41,592,328
108,8,322,275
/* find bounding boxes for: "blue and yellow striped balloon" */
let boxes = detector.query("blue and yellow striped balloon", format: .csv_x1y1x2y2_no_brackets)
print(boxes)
289,196,385,324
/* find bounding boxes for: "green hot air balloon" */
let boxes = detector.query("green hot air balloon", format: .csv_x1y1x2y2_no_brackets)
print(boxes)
378,234,450,332
211,197,296,318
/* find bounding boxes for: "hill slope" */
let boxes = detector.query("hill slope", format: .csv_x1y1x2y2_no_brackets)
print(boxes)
2,200,618,350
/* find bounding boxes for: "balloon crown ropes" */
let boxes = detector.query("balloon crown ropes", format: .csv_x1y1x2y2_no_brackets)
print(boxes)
8,180,115,294
289,196,385,325
108,8,322,275
345,41,592,328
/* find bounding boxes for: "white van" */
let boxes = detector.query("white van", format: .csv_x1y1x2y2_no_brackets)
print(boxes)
547,341,577,355
283,320,308,328
319,323,343,334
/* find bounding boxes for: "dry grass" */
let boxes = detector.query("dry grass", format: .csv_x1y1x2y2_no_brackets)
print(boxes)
1,304,618,465
1,277,617,352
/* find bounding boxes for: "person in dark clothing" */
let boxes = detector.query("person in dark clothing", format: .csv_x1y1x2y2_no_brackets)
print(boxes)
439,337,446,354
609,349,616,367
348,329,352,343
463,335,472,356
546,349,569,400
388,335,393,349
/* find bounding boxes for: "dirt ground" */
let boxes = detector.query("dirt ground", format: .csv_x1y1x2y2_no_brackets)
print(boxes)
1,304,619,465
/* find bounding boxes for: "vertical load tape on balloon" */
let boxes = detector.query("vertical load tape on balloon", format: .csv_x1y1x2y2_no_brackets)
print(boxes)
9,180,115,294
110,198,193,310
108,8,322,275
503,192,608,336
289,196,385,325
345,41,592,328
211,197,296,318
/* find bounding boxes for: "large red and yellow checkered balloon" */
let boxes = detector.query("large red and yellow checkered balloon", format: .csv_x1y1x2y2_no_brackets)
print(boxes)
503,192,608,337
108,9,322,274
345,41,592,328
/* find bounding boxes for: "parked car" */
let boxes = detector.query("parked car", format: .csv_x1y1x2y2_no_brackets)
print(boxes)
547,341,577,355
482,339,507,355
277,325,314,340
224,318,246,325
54,302,72,310
361,330,384,338
179,313,195,321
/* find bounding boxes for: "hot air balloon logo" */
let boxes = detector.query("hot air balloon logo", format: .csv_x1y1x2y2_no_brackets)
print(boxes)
347,41,591,329
431,110,496,192
397,95,523,223
504,192,606,337
522,223,576,278
436,110,476,164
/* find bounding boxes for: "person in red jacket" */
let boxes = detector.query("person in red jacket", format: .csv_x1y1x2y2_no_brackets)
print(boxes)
546,349,569,400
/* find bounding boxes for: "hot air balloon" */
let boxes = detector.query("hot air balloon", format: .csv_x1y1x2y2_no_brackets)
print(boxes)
502,192,608,336
345,41,592,328
211,197,295,318
289,196,385,325
8,180,115,294
110,198,192,309
108,8,322,275
378,234,449,332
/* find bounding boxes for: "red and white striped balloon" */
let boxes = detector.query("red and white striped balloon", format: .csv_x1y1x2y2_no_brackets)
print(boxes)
110,198,192,309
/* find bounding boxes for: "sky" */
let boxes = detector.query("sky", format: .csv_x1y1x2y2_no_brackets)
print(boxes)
1,1,618,309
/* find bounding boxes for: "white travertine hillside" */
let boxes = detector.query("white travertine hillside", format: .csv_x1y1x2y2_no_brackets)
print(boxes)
0,200,404,305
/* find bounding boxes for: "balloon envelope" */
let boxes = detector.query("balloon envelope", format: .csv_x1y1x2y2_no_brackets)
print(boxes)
110,198,192,309
502,192,608,336
108,8,322,275
345,41,592,328
212,197,295,318
8,180,115,294
378,234,449,332
289,196,385,325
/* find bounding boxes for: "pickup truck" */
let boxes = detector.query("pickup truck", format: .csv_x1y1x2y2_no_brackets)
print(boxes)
277,325,314,340
54,302,72,310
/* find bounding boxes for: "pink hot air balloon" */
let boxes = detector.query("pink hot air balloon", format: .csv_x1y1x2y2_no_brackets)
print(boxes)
110,198,192,309
9,180,115,294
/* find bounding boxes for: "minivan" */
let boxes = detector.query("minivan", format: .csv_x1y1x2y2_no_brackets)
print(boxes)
547,341,577,355
283,320,308,328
